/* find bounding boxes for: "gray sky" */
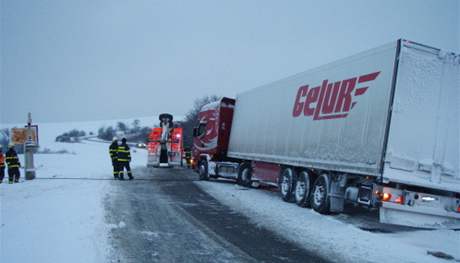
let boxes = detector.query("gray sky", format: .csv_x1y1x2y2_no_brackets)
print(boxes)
1,0,459,123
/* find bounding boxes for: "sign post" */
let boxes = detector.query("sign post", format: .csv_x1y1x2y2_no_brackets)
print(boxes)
24,113,38,180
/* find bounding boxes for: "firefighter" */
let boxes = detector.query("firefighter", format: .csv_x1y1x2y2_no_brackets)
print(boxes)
109,137,119,179
0,145,5,183
6,143,21,183
117,138,133,180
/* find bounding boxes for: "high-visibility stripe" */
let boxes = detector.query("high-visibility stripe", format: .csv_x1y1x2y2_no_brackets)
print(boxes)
8,165,19,168
117,158,130,162
117,150,130,153
6,157,18,160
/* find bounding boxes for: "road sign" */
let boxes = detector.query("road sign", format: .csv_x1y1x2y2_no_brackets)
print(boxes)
11,125,39,146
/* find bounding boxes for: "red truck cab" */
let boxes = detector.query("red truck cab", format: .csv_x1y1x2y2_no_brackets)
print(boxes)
192,97,280,185
192,97,238,179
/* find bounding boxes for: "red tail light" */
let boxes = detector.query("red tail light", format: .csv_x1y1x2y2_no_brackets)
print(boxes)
394,196,404,204
457,206,460,213
382,193,392,202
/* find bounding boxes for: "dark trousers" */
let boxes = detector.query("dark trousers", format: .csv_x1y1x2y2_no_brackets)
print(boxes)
118,162,132,179
0,166,4,182
112,161,119,178
8,167,20,182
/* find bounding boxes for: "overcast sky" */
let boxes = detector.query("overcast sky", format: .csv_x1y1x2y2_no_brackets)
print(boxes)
1,0,459,123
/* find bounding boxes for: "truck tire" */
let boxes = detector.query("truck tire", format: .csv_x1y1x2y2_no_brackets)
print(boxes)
279,168,296,202
198,160,209,180
310,174,331,214
237,163,252,187
295,170,311,207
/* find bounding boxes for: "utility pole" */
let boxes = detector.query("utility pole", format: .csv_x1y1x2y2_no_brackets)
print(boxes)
24,112,37,180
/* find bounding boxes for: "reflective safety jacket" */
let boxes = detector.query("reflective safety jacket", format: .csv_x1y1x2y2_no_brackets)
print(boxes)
0,152,5,168
6,148,20,168
117,144,131,163
109,142,118,161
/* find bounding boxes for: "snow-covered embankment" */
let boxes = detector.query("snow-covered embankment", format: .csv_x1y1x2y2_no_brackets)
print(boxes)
195,180,460,263
0,121,148,263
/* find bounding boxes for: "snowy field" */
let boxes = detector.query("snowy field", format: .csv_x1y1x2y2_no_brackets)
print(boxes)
195,181,460,263
0,119,150,263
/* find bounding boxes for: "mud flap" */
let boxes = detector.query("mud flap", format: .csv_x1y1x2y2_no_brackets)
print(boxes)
329,175,346,213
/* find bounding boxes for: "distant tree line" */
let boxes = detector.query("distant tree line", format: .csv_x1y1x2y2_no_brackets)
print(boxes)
54,94,221,147
97,126,115,141
55,129,86,143
97,119,151,142
97,95,221,148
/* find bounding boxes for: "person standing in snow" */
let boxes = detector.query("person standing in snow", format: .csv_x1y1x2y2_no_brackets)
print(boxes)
117,138,133,180
0,146,5,183
6,143,21,183
109,137,119,179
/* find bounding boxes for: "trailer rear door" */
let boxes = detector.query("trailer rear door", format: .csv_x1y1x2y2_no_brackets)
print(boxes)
383,40,460,193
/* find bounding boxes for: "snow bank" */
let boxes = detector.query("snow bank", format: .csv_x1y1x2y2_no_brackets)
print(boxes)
0,176,110,263
0,119,149,263
195,181,460,263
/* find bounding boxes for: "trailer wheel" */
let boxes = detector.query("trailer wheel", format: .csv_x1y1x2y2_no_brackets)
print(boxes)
310,174,331,214
198,160,209,180
295,171,311,207
279,168,296,202
237,163,252,187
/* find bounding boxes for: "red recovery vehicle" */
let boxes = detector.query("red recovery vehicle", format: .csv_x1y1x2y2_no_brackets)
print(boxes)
192,40,460,229
148,113,184,167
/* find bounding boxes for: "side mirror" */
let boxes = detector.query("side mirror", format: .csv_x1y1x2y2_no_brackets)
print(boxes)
192,127,198,137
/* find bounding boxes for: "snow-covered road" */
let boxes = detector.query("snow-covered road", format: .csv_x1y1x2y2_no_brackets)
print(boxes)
0,139,149,263
104,167,327,263
1,120,326,263
195,180,460,263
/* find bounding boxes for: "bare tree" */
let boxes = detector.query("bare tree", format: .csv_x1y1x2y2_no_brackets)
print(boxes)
117,122,128,132
132,119,141,133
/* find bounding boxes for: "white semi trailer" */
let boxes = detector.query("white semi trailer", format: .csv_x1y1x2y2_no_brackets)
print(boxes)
194,39,460,228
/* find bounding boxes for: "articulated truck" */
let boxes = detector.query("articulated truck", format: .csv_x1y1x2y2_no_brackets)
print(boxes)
192,39,460,228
